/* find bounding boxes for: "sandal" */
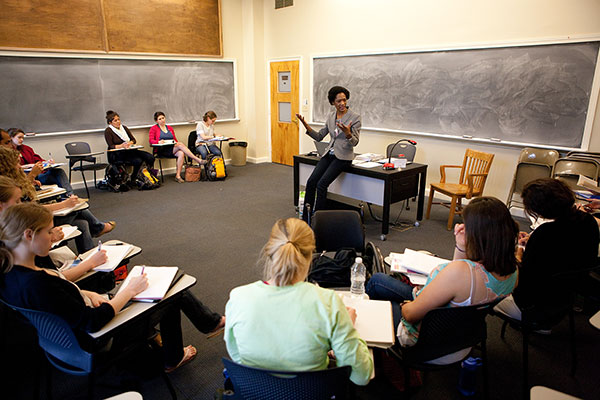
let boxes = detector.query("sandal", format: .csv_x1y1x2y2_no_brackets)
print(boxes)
96,221,116,237
207,316,226,339
165,345,197,373
175,176,185,183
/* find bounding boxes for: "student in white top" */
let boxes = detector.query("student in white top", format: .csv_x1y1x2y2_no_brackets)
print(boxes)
195,111,223,159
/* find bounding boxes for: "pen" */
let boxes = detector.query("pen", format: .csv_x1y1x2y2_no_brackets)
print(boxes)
97,240,102,252
141,266,145,275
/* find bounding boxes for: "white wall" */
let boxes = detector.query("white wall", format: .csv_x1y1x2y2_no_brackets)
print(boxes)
258,0,600,200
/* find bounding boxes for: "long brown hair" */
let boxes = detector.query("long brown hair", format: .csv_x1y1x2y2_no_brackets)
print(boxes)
0,147,37,201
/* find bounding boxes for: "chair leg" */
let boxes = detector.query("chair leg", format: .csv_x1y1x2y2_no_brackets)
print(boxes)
569,309,577,377
481,339,489,400
80,170,90,198
500,320,508,339
447,196,458,230
402,366,411,399
161,370,178,400
46,360,53,400
425,187,435,219
159,159,164,183
522,329,529,400
87,372,95,400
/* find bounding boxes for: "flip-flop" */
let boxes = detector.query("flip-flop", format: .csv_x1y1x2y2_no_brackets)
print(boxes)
96,221,116,237
207,316,226,339
165,345,197,373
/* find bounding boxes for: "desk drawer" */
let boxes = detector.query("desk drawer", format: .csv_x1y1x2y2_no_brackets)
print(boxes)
390,174,418,202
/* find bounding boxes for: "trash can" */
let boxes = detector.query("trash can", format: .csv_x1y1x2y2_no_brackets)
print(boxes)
229,141,248,166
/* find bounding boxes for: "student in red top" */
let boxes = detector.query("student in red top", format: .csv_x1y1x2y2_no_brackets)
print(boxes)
148,111,205,183
7,128,74,195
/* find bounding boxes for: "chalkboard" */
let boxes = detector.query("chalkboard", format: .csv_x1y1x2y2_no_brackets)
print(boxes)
313,42,600,149
0,56,236,134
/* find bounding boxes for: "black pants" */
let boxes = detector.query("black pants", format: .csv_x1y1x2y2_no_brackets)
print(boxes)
108,149,155,181
302,152,351,222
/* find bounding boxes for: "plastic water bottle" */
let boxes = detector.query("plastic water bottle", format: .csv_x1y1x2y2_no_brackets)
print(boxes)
457,357,482,396
350,257,366,298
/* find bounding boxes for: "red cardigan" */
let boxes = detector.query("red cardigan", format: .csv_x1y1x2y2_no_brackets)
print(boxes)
148,124,178,144
18,144,44,165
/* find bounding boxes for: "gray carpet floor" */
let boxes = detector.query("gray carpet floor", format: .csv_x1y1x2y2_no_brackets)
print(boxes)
6,162,600,399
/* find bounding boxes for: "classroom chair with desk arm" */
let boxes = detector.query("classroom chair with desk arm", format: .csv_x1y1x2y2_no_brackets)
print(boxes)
65,142,109,198
0,297,178,400
221,358,352,400
384,299,501,399
426,148,494,230
552,156,600,190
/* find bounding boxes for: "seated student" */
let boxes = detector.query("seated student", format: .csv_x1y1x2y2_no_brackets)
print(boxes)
367,197,518,362
0,202,225,372
0,146,114,253
0,176,108,281
0,129,13,148
495,178,600,321
195,111,223,159
104,110,155,185
7,128,74,195
224,218,373,386
149,111,206,183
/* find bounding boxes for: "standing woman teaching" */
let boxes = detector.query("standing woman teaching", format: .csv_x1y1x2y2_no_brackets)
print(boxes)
296,86,360,222
104,110,155,185
149,111,206,183
195,111,223,159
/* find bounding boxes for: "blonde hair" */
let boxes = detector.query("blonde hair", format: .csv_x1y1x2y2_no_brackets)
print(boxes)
0,176,20,203
0,202,53,273
0,147,37,201
259,218,315,286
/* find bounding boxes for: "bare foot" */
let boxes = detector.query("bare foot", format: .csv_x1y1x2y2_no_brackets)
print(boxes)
165,345,197,373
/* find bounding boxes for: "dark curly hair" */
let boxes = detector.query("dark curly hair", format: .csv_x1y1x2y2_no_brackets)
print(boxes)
522,178,575,220
327,86,350,105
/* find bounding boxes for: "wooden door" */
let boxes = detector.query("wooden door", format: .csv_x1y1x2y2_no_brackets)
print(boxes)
270,60,299,166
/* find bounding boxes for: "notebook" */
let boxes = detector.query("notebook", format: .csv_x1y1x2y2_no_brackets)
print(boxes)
86,244,133,272
117,266,179,302
337,292,395,348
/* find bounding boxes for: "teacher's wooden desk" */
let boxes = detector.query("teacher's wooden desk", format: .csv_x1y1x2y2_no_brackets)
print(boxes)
293,154,427,240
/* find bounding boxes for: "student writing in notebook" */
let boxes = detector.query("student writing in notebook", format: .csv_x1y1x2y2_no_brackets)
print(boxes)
0,146,115,252
0,176,108,282
0,203,225,373
7,128,74,196
195,110,224,159
224,218,373,385
367,197,518,363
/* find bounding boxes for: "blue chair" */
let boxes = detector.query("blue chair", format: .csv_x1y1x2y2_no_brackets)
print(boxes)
222,358,351,400
0,298,177,399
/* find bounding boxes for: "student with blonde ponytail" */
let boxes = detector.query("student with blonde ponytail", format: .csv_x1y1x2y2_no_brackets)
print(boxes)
224,218,373,386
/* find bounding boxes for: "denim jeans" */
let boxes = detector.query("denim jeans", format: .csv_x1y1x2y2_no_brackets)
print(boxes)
196,144,222,159
302,152,351,222
54,209,105,253
366,273,415,330
38,168,74,195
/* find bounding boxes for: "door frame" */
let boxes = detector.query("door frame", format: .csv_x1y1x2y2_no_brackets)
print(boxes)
267,57,302,162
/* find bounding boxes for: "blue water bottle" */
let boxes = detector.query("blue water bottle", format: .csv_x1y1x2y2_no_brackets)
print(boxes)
457,357,482,396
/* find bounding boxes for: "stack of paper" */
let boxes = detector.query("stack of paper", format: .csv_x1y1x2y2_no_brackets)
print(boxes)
51,225,80,248
87,244,133,272
118,266,179,302
389,249,450,285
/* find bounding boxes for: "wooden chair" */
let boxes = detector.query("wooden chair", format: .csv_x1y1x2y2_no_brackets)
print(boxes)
426,149,494,230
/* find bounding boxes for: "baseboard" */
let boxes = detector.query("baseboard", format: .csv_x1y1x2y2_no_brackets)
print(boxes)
247,156,270,164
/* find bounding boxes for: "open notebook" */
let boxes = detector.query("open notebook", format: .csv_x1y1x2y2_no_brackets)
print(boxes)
84,244,133,272
117,266,180,302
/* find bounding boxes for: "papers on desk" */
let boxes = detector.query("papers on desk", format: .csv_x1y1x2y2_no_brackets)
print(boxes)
337,292,395,348
52,199,89,216
51,225,80,248
388,249,450,285
354,153,385,163
376,158,412,168
85,244,133,272
352,161,382,168
108,145,144,151
118,266,179,302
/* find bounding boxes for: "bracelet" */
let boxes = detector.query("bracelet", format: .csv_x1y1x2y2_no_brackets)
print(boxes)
455,244,465,252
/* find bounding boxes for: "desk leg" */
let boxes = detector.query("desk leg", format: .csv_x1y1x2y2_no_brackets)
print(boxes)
293,159,300,207
381,179,391,241
416,169,427,221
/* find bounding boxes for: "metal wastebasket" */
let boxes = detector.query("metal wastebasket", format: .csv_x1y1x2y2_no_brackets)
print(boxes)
228,141,248,166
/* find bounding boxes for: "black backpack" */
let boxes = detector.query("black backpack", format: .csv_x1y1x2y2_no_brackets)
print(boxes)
105,164,129,192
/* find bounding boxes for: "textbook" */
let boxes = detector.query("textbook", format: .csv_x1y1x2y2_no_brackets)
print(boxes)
337,292,395,348
87,244,133,272
117,266,179,302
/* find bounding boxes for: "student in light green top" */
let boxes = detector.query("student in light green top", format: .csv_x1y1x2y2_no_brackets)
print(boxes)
224,218,373,386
